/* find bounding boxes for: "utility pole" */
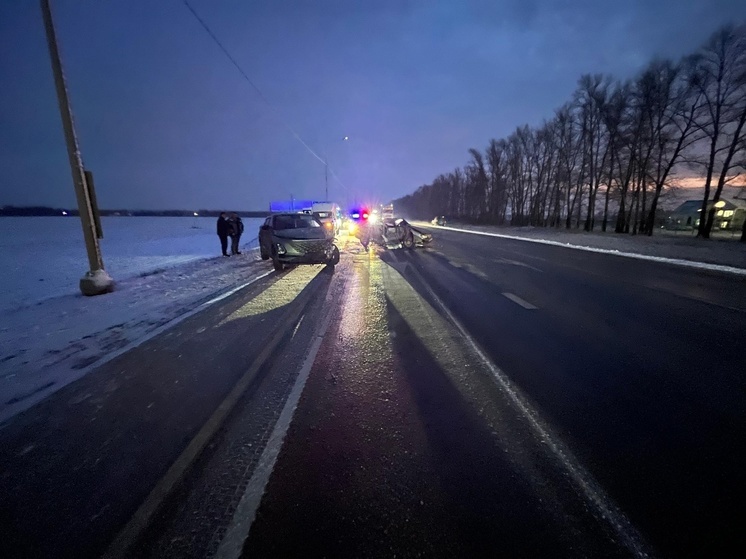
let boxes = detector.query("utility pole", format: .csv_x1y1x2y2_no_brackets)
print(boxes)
41,0,113,296
324,156,329,201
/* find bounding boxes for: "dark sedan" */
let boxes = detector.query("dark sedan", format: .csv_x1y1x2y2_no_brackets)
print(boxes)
259,213,340,271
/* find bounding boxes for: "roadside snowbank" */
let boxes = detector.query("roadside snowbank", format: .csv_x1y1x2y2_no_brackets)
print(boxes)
417,222,746,273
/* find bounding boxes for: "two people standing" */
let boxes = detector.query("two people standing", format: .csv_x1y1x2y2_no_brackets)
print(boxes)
217,212,244,256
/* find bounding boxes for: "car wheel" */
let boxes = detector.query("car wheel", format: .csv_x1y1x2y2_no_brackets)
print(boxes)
329,245,340,266
271,248,283,271
403,233,415,249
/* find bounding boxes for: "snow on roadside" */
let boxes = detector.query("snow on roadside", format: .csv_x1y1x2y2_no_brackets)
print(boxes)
416,222,746,272
0,252,271,423
0,216,264,312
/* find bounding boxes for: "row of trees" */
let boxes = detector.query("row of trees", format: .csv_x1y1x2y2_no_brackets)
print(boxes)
395,25,746,240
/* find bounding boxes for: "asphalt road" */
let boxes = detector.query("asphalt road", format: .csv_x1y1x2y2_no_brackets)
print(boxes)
391,226,746,558
1,230,744,558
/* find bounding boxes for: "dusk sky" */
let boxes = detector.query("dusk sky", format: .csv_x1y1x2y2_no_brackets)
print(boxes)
1,0,744,211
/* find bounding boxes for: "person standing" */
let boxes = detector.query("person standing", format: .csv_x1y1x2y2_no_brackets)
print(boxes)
217,212,230,256
230,212,244,255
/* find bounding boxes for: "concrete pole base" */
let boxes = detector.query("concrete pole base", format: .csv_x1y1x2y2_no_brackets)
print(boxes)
80,269,114,296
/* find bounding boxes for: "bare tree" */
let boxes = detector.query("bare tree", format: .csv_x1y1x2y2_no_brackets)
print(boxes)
466,148,489,221
486,139,509,224
573,75,612,231
392,22,746,240
635,60,703,235
690,25,746,238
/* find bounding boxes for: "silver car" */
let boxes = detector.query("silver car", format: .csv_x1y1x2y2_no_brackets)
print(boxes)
259,213,340,271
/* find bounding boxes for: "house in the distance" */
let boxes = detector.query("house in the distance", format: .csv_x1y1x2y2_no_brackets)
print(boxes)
665,198,746,231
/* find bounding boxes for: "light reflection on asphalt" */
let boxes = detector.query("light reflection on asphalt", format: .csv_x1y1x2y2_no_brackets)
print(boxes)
218,265,323,325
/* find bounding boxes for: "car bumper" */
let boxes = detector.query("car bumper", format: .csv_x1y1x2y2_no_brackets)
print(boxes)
277,252,332,265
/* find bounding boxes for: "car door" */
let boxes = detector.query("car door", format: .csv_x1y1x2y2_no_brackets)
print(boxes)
259,217,272,253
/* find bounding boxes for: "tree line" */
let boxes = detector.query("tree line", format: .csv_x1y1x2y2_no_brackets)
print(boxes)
394,25,746,241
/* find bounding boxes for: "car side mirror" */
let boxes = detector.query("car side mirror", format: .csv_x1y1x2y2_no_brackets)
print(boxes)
260,225,269,231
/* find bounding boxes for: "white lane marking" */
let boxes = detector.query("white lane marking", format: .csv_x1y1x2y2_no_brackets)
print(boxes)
200,270,273,307
499,257,544,273
214,303,335,559
502,292,538,310
291,314,305,339
411,269,653,559
464,264,489,280
420,223,746,277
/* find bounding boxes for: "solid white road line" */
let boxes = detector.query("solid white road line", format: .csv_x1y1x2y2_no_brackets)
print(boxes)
420,223,746,277
103,270,314,559
409,266,653,559
200,270,273,307
214,302,335,559
502,292,538,310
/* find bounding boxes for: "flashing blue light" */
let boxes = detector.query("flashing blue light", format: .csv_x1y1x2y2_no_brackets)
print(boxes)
270,199,314,212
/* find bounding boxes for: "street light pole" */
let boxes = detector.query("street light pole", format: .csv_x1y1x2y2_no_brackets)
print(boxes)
40,0,113,296
324,155,328,201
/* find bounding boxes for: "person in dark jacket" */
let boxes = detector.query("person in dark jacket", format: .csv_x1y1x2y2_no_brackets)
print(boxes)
217,212,230,256
229,213,244,255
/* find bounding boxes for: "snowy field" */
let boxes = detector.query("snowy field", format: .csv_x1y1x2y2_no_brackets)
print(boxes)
0,216,263,312
0,216,267,422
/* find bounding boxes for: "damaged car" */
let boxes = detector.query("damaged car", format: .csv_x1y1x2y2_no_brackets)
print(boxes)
381,218,433,249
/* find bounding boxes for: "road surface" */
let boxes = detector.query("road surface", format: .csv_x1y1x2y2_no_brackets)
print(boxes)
1,229,744,558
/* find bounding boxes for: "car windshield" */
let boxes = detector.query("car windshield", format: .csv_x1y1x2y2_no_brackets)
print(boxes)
314,212,331,219
274,214,321,230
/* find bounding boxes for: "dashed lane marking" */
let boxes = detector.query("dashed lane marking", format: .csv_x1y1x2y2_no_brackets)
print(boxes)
502,292,538,310
406,263,654,559
291,314,305,339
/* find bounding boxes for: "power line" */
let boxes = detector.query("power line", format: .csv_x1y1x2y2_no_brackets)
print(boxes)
182,0,348,193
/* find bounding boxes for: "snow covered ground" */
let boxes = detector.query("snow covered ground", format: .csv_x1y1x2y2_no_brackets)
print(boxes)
0,217,264,312
0,216,266,423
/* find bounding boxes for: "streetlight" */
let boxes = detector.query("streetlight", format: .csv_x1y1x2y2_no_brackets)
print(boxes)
41,0,113,296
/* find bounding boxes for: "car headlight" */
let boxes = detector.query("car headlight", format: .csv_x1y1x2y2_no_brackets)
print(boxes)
348,222,357,233
368,214,378,224
276,243,286,255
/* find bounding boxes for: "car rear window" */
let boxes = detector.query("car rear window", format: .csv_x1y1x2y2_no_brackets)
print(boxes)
274,215,321,229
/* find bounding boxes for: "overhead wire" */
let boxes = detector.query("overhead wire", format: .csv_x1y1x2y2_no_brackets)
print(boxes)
182,0,348,193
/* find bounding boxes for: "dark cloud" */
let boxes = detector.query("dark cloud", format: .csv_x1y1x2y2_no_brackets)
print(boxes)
0,0,743,210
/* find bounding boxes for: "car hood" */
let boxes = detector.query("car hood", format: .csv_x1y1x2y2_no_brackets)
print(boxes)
273,228,329,240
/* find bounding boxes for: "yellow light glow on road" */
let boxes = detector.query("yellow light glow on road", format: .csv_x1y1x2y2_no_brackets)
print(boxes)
218,266,322,324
